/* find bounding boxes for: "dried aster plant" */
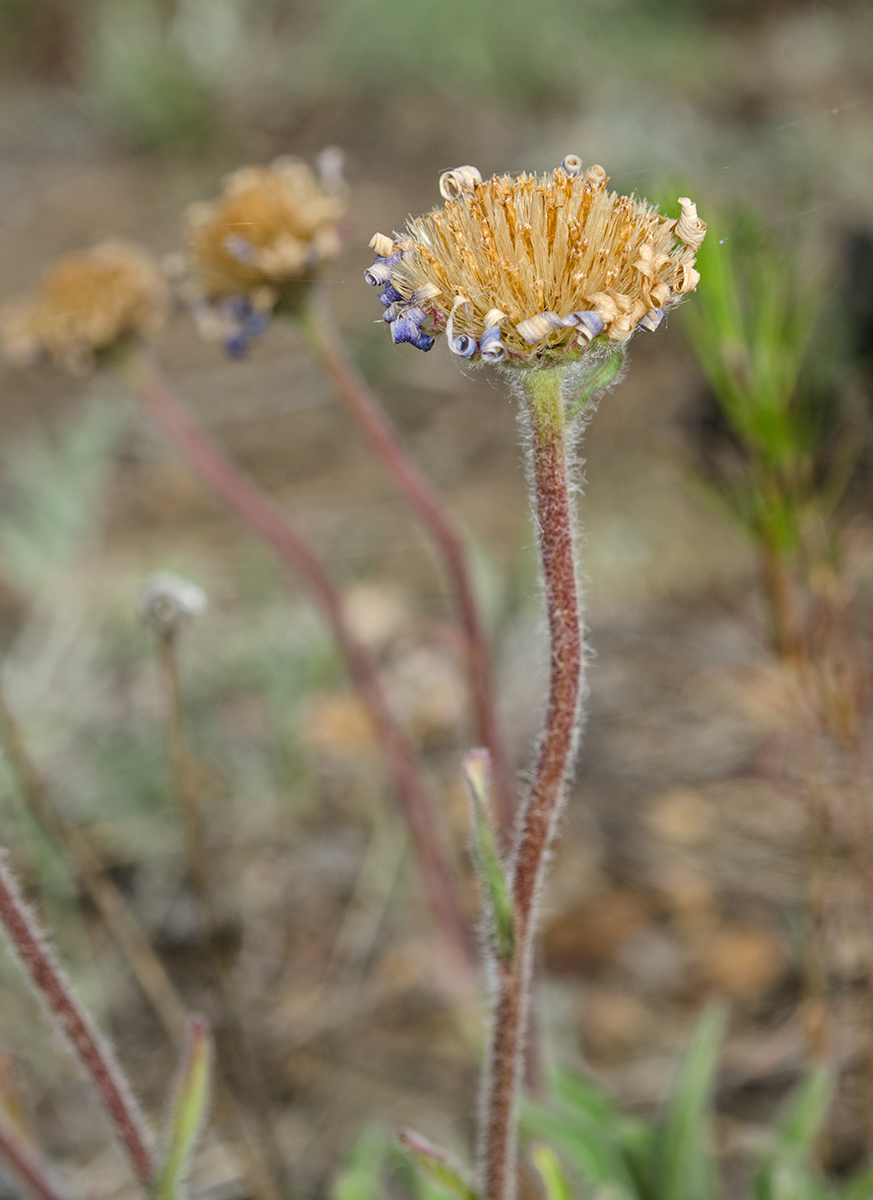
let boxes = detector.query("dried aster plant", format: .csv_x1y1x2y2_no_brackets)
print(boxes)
0,220,475,992
366,158,705,1200
183,151,516,838
183,151,346,356
0,239,166,373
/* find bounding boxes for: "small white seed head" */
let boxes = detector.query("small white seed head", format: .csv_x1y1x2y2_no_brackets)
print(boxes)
139,571,208,637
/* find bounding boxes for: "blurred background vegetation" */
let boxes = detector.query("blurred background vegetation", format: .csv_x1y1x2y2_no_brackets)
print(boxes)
0,1,872,1197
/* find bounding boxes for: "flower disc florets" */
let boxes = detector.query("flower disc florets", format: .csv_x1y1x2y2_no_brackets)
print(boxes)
366,159,705,367
0,240,167,374
185,152,346,357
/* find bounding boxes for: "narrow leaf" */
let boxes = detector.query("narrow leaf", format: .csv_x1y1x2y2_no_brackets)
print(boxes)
154,1016,212,1200
752,1069,834,1200
332,1127,392,1200
398,1129,479,1200
530,1143,574,1200
462,750,514,964
656,1005,726,1200
567,350,625,421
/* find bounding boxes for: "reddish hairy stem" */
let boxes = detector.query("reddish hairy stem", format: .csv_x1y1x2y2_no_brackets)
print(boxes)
482,369,583,1200
0,1113,70,1200
128,356,476,970
302,296,516,843
0,853,155,1186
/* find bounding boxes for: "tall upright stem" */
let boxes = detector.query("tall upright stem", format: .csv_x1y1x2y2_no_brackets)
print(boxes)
157,630,216,928
302,296,516,844
0,853,155,1186
481,368,584,1200
0,669,189,1043
127,355,476,972
0,1110,70,1200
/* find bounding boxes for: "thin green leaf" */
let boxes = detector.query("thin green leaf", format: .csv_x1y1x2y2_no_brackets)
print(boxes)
753,1070,834,1200
522,1088,645,1197
462,750,513,964
398,1130,478,1200
567,349,625,421
655,1005,726,1200
332,1127,392,1200
154,1017,212,1200
531,1143,575,1200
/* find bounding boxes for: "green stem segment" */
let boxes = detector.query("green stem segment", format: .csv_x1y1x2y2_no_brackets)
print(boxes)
482,368,584,1200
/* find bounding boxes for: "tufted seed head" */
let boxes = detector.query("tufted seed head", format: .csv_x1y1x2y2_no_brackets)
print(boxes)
365,159,705,367
0,240,166,374
184,154,346,355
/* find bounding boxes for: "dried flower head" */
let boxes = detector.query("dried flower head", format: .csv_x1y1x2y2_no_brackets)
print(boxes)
366,158,705,367
0,240,167,374
185,151,347,357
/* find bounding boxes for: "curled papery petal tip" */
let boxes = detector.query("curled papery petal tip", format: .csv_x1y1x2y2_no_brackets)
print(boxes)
439,165,483,201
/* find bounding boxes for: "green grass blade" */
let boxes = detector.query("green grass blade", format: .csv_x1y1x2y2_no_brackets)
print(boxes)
531,1143,575,1200
655,1005,726,1200
398,1130,479,1200
154,1017,212,1200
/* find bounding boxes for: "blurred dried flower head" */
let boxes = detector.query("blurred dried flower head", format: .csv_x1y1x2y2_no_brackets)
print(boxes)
139,571,208,638
185,150,347,357
366,157,705,366
0,240,167,374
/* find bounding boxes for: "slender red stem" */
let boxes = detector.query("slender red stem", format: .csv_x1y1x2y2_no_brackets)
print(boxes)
127,356,476,971
0,852,155,1186
0,1113,70,1200
481,369,583,1200
302,295,517,844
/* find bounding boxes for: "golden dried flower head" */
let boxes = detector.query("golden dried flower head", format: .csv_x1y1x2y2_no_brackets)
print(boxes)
0,240,166,374
185,151,347,357
366,158,705,367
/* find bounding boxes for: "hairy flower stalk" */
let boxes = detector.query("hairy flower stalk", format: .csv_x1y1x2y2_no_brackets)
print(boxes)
127,356,477,971
482,367,584,1200
0,232,477,974
0,1111,70,1200
301,294,516,839
182,156,515,836
369,159,705,1200
0,851,155,1186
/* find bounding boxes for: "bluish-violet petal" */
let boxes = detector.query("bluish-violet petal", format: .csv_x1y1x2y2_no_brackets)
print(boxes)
560,155,583,177
560,310,605,336
410,332,435,352
479,326,506,362
223,234,258,265
404,306,426,326
227,295,254,320
378,284,403,307
450,333,478,358
639,308,664,332
577,311,605,336
364,261,393,287
242,311,271,338
224,331,248,359
383,304,400,322
391,315,425,344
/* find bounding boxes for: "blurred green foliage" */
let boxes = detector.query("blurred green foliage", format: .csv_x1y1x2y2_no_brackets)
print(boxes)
331,1009,868,1200
681,215,859,656
0,0,721,149
684,218,851,556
